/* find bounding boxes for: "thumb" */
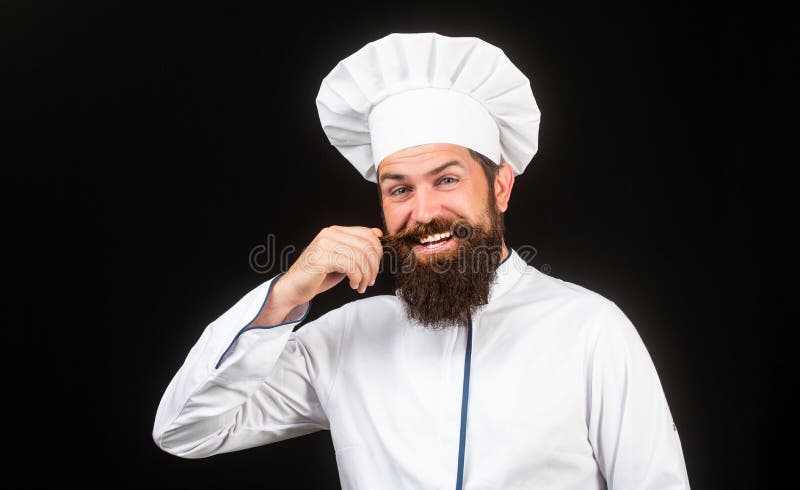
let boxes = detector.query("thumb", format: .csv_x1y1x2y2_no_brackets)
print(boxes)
370,228,384,239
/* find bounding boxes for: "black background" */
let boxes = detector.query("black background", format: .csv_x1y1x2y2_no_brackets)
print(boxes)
5,1,789,488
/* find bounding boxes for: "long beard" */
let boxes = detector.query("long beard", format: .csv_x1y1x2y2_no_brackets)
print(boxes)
381,209,505,329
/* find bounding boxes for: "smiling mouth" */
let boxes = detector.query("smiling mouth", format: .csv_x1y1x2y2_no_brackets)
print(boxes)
414,232,455,252
418,231,452,245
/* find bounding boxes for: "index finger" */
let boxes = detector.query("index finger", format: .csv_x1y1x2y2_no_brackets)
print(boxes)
338,226,383,244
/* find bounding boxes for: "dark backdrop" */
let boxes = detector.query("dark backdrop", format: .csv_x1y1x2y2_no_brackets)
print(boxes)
6,2,788,488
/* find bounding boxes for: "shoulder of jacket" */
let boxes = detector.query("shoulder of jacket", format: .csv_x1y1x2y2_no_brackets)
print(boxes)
512,267,618,312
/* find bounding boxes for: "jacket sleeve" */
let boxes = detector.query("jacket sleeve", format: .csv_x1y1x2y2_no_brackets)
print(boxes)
152,274,346,458
587,301,691,489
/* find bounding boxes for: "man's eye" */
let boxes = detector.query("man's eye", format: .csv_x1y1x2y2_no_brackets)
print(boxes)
439,177,458,185
391,187,409,196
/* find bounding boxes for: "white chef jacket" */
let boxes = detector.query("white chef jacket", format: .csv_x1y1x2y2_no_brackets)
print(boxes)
153,249,690,489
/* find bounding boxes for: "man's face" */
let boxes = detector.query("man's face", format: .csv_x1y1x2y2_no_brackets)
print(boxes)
378,143,503,247
377,143,513,328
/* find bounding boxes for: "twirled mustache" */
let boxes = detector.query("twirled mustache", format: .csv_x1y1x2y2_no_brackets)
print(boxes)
379,217,476,249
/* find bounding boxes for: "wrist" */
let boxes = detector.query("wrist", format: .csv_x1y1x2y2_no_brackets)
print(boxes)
266,274,301,312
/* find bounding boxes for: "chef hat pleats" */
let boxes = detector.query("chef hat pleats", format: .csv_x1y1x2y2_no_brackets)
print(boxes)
316,33,541,182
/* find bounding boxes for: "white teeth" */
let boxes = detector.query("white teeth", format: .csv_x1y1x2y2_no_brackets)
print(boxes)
418,231,451,244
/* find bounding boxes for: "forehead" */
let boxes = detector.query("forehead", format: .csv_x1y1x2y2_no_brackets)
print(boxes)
377,143,475,179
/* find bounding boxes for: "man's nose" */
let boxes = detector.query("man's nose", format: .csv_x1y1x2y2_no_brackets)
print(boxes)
409,187,441,224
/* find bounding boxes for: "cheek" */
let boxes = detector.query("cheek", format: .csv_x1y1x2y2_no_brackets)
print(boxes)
381,202,406,233
446,188,484,220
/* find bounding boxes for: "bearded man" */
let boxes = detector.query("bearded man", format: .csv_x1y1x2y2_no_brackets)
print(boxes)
153,33,691,489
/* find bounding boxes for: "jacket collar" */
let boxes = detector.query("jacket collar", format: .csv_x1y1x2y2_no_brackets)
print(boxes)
487,247,529,304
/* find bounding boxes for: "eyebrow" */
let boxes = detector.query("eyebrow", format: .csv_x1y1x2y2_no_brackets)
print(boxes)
378,160,464,184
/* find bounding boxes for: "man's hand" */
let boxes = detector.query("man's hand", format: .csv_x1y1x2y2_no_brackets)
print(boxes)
256,226,384,325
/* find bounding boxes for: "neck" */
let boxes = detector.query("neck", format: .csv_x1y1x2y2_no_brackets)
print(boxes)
499,240,509,263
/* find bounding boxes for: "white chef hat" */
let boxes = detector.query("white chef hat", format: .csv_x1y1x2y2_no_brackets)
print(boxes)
316,32,541,182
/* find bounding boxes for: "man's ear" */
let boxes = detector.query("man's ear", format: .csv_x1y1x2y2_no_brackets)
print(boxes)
494,163,515,213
